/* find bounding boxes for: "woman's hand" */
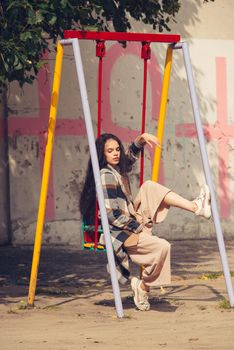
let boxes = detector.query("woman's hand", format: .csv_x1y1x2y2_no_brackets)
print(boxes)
136,133,161,149
135,213,143,224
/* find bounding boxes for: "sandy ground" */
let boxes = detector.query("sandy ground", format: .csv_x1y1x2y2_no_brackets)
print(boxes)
0,239,234,350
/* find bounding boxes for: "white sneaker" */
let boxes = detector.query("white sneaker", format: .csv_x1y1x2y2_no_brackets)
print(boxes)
131,277,150,311
194,184,211,219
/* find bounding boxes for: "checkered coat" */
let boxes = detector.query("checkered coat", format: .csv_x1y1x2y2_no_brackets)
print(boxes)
100,141,144,284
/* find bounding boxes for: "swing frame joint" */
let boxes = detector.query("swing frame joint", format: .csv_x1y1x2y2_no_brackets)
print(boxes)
96,40,106,58
141,41,151,60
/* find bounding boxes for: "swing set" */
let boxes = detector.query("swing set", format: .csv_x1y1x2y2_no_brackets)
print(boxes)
27,30,234,318
80,32,175,252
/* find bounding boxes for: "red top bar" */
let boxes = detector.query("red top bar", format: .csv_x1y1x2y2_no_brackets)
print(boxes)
64,30,180,43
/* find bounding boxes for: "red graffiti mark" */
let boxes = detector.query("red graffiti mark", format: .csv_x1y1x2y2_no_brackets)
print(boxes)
8,54,86,220
8,65,55,220
176,57,233,219
102,42,164,183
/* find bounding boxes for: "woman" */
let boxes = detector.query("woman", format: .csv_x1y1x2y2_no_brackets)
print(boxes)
79,133,211,311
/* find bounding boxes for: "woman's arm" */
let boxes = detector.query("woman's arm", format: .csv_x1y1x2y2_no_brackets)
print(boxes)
135,133,161,149
101,171,143,233
126,133,161,164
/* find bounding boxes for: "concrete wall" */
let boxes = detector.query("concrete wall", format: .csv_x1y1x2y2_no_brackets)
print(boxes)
5,0,234,246
0,89,10,244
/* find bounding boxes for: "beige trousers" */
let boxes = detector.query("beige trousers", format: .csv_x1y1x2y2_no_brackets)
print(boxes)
125,180,171,287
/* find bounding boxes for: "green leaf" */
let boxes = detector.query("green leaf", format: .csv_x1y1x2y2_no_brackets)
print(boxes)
28,10,44,25
35,60,46,70
20,31,33,41
60,0,69,8
14,61,23,70
49,16,57,25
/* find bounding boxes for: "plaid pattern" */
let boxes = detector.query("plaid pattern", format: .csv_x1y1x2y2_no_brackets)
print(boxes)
100,142,143,284
107,237,130,285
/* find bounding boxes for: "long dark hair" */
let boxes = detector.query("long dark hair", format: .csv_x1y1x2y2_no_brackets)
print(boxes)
79,133,132,222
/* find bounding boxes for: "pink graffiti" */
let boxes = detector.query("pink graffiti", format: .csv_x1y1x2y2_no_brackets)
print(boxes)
176,57,232,219
8,53,86,220
8,44,163,221
8,62,55,220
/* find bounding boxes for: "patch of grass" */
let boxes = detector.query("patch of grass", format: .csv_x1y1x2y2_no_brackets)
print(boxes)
199,271,234,280
7,300,29,313
17,300,28,310
199,272,223,280
219,299,231,309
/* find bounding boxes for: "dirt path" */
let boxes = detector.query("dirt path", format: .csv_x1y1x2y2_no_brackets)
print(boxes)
0,240,234,349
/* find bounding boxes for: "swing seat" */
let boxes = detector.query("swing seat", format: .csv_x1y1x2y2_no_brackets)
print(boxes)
81,221,106,251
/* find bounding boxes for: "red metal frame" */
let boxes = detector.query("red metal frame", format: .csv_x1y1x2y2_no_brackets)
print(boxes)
74,30,180,249
64,30,180,43
94,41,106,249
140,43,151,185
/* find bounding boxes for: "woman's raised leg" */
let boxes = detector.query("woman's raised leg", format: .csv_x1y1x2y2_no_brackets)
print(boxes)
163,184,211,219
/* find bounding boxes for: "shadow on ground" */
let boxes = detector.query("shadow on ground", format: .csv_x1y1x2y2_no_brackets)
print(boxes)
0,239,233,306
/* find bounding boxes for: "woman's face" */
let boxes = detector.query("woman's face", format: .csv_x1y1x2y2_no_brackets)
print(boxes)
104,139,121,166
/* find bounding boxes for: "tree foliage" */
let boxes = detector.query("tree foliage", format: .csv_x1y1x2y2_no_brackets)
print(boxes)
0,0,214,88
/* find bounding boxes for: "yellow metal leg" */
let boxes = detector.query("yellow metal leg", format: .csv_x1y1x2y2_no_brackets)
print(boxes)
27,42,64,306
152,46,173,181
